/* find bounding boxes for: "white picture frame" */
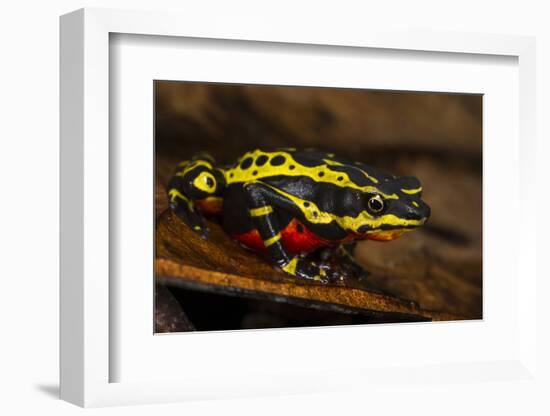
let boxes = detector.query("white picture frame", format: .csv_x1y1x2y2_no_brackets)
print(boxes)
60,7,537,408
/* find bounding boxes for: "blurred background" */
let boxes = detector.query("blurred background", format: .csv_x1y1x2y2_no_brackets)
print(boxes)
154,81,482,331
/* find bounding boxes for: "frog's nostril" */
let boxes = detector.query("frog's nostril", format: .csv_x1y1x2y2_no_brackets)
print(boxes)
404,210,421,220
405,202,430,220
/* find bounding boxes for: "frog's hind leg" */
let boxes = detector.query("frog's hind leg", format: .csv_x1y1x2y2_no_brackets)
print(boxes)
242,181,332,283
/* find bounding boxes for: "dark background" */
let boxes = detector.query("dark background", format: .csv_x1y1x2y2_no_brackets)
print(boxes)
154,81,482,330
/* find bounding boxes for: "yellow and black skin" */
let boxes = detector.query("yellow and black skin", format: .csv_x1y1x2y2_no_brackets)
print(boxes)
168,149,430,283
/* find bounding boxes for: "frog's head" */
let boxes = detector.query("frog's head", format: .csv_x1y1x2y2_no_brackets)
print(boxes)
356,174,431,241
173,155,226,200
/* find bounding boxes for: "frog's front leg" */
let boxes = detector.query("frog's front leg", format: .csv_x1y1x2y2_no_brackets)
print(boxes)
167,187,209,238
317,243,369,282
242,182,332,283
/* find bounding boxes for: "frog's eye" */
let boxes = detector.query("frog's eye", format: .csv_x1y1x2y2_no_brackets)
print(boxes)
193,171,216,193
366,194,385,215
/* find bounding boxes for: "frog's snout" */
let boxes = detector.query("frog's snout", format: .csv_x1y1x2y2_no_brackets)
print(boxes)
404,200,430,222
423,203,431,220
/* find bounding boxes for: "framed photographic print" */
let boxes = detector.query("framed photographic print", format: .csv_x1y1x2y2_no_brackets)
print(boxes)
60,7,538,408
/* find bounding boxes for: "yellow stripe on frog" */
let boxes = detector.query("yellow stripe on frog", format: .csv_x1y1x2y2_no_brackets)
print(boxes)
264,234,281,247
401,187,422,195
249,206,273,217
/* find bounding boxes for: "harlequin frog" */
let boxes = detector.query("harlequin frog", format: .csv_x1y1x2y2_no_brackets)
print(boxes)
167,148,430,283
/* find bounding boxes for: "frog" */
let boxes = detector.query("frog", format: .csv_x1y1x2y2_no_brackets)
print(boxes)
167,148,430,283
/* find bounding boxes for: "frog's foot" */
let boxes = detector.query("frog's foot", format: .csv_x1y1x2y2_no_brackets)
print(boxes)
317,245,370,283
277,256,356,284
170,200,209,239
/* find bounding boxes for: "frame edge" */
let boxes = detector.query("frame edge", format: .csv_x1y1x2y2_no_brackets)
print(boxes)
59,8,85,407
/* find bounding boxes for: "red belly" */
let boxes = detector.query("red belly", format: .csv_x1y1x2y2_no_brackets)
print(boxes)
232,219,333,255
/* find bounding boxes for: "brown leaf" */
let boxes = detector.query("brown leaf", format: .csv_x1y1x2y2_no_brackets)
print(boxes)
156,209,463,323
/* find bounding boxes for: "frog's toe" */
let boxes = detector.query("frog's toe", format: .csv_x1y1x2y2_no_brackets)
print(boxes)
189,215,209,238
317,262,346,284
192,224,210,239
171,204,209,238
293,260,330,284
342,261,369,281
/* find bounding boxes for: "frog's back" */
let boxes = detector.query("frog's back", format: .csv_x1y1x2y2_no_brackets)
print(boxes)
225,148,391,191
226,148,352,183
